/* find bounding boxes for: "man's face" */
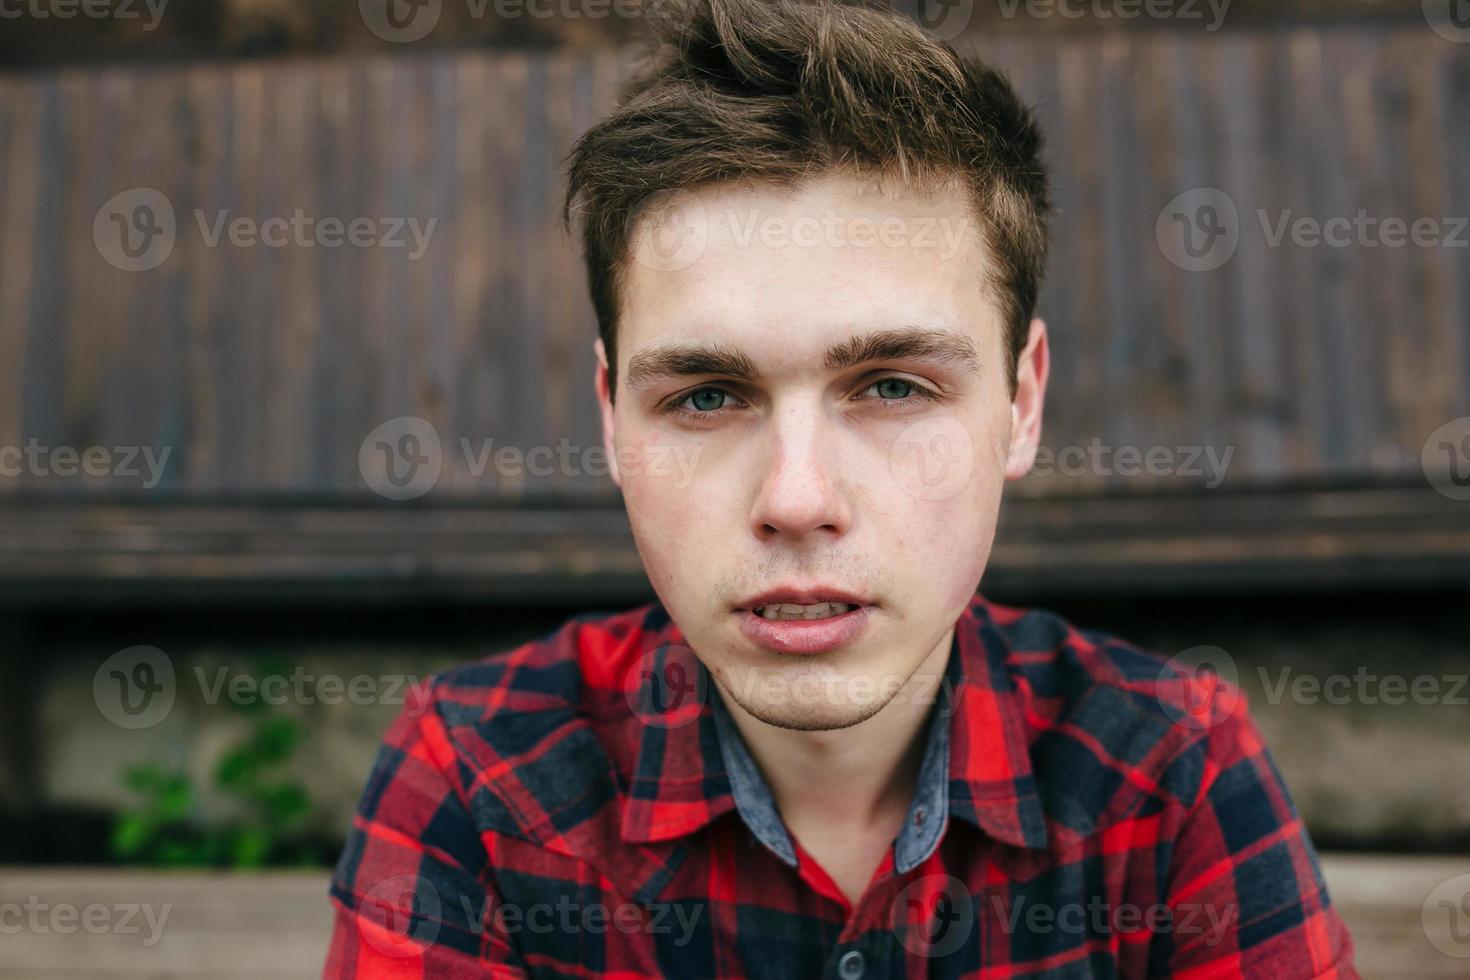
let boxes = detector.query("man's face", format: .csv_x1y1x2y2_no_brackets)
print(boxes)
596,171,1047,731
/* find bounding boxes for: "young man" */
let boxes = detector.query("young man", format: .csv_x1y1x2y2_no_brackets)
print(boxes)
326,0,1358,976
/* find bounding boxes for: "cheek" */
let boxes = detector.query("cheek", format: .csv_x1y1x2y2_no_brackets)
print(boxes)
615,429,701,496
618,433,719,563
882,425,1005,606
921,490,998,569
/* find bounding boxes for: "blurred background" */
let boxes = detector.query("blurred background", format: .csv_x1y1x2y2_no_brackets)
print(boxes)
1,0,1468,976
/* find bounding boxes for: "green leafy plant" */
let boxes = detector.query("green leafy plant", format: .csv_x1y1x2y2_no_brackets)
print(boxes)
112,661,318,868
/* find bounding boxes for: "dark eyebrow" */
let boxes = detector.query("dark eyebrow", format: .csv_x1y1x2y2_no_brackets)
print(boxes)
624,343,763,390
824,328,981,377
624,327,980,391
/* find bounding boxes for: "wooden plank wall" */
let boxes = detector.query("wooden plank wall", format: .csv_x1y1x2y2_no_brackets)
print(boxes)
0,29,1465,503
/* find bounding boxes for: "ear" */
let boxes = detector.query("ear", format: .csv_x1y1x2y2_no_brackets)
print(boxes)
1004,318,1049,480
593,338,622,488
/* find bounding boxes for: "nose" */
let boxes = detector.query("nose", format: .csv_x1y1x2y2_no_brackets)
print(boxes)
748,401,853,542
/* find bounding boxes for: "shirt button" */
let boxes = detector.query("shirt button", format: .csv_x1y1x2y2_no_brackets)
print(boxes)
837,949,866,980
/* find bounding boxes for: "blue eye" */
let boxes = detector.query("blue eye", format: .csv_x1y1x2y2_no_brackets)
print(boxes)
659,386,742,421
661,376,937,422
861,377,938,404
686,388,727,412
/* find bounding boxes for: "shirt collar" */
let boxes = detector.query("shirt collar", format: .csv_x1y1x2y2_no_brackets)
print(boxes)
703,650,953,872
619,596,1049,855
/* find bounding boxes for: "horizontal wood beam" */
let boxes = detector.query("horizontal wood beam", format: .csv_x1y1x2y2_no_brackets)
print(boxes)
0,483,1464,606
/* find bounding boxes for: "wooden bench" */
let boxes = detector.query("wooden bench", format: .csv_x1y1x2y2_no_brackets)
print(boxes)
0,854,1465,977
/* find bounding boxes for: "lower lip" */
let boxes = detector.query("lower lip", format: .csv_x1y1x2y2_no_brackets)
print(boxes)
736,604,874,655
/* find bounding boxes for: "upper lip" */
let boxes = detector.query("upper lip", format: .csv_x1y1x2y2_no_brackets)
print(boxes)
736,586,872,611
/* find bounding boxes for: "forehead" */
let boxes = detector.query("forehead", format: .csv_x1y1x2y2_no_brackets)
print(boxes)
617,172,1003,366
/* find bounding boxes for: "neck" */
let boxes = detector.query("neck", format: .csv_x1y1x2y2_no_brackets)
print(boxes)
718,628,954,829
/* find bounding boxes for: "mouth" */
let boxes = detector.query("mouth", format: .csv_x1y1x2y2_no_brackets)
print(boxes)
734,588,875,654
750,601,859,621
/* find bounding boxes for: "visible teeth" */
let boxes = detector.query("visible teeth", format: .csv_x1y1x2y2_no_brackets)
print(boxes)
755,602,853,621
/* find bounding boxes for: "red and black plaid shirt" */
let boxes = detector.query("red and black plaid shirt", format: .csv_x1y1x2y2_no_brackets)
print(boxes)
324,594,1358,978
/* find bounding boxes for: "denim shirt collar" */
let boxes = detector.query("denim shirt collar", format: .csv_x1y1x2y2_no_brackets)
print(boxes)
707,646,957,874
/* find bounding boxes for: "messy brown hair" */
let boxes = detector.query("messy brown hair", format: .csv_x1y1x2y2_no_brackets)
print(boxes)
563,0,1051,400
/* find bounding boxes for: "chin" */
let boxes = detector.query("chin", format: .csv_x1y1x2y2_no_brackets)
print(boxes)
719,660,897,732
735,696,890,733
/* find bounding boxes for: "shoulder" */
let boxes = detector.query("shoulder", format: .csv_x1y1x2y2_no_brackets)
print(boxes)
397,602,669,843
424,601,670,720
972,594,1257,826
